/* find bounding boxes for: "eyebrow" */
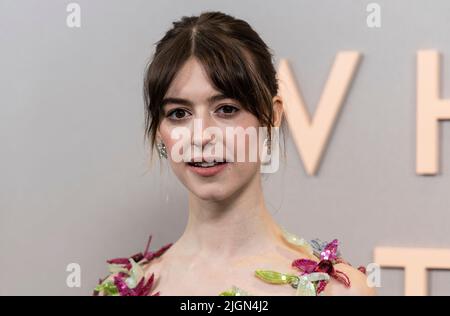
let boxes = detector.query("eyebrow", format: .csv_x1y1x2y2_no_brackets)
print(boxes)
161,93,231,108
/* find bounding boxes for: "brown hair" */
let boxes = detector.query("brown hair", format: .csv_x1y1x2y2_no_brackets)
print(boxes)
143,11,285,160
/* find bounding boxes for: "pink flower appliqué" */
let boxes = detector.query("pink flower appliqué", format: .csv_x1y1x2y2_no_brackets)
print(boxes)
291,239,351,294
94,235,172,296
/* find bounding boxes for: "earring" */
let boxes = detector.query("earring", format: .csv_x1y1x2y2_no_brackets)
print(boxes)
261,136,272,164
156,141,168,159
264,137,272,156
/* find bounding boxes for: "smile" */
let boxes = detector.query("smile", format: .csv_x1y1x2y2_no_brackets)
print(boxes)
186,161,229,177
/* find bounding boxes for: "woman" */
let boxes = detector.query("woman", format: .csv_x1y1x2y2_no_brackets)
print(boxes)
94,11,375,296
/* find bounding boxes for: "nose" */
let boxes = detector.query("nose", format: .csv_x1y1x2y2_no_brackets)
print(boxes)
191,115,215,149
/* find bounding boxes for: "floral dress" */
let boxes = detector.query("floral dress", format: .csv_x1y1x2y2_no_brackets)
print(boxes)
93,227,367,296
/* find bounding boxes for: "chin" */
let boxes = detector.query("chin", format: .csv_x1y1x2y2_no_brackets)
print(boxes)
172,161,258,201
189,182,234,201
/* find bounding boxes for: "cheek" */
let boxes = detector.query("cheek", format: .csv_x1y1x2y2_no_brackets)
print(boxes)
235,161,259,174
158,123,188,161
226,117,262,162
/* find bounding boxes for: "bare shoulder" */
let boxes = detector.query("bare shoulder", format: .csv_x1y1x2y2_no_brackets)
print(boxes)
141,256,164,279
324,263,377,296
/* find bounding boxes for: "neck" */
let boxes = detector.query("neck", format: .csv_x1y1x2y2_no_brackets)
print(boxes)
174,173,282,261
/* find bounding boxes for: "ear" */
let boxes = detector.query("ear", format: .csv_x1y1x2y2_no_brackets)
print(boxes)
272,95,284,127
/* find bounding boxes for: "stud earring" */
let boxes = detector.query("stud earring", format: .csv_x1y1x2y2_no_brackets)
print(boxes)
156,141,168,159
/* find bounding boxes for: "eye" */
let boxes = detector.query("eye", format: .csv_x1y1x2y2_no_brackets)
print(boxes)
216,104,240,116
166,108,191,120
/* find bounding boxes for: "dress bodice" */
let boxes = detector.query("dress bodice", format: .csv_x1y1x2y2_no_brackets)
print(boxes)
93,227,367,296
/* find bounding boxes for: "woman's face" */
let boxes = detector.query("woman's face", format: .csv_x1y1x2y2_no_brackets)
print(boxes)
157,56,266,201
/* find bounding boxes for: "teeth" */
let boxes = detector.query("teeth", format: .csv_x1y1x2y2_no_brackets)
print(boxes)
195,162,216,167
189,161,225,168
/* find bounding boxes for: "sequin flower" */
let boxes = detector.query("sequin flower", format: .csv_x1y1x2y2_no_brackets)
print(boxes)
254,229,360,296
93,235,172,296
291,239,351,294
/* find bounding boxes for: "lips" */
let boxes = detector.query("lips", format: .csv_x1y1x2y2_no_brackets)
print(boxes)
185,159,230,177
